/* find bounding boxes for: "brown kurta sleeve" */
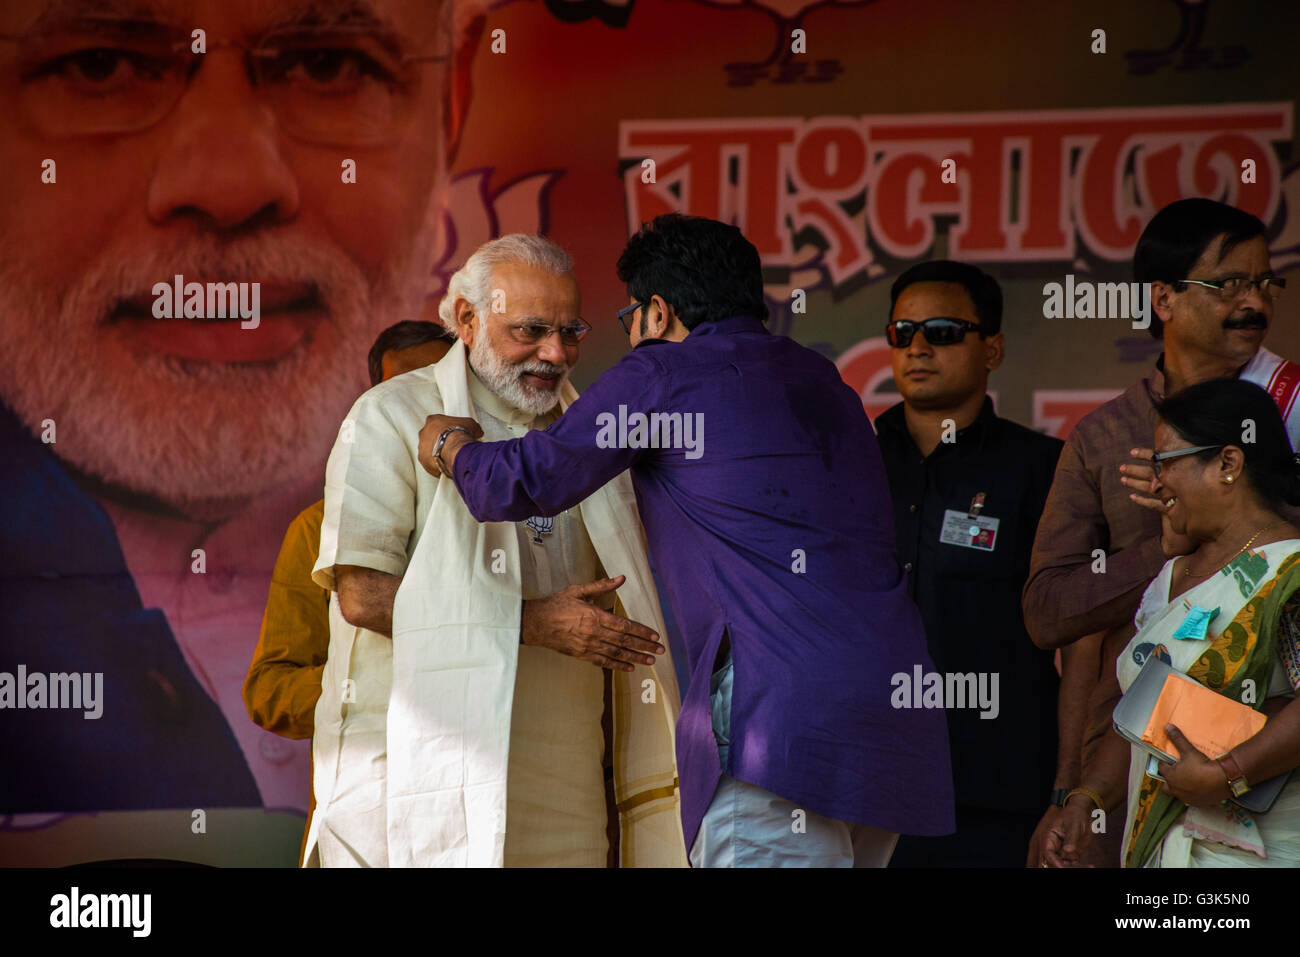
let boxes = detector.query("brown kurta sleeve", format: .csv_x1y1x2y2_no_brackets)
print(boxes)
243,499,330,739
1022,407,1167,650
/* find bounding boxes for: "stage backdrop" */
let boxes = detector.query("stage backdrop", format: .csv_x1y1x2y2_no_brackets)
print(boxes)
1,0,1297,866
441,0,1300,433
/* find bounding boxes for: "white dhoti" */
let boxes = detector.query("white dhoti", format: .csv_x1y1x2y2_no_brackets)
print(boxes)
503,647,607,866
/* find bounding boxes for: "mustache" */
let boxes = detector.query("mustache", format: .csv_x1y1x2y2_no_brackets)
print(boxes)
62,233,365,322
516,360,569,377
1224,311,1268,331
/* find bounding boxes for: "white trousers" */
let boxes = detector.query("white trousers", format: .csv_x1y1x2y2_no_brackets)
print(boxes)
689,654,898,868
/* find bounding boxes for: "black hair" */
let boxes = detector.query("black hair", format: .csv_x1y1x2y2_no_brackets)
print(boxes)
1154,377,1300,509
615,213,769,330
1134,198,1268,340
888,260,1003,335
366,321,456,386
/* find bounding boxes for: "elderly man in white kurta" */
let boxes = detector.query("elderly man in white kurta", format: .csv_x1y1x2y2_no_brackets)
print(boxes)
306,235,686,867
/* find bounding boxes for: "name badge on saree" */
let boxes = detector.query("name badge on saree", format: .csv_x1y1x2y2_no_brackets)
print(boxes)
1172,603,1220,641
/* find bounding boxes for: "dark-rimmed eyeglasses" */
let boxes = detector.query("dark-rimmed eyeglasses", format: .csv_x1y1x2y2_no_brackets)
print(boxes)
1151,444,1223,476
0,16,452,145
886,317,983,348
1174,277,1286,301
616,302,647,335
505,319,591,346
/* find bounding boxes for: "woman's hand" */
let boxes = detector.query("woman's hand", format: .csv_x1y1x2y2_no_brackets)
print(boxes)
1161,724,1232,807
1159,508,1197,560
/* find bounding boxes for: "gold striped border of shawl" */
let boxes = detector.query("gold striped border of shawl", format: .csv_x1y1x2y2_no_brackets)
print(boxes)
617,781,680,814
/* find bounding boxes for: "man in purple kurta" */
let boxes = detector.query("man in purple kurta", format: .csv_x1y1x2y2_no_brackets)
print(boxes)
423,215,954,866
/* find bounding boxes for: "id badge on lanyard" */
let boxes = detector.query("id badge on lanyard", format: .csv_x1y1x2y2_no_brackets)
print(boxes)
939,492,999,551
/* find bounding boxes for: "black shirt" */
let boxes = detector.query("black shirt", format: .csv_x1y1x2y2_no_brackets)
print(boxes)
874,397,1062,814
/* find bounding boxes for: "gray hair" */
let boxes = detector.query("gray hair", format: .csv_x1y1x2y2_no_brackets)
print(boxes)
437,234,574,336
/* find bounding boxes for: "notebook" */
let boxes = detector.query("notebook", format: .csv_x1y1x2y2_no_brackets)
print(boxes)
1113,655,1289,813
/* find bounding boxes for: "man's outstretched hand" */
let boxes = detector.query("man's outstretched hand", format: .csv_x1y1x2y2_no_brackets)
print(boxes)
418,414,483,477
522,576,665,672
1042,795,1096,867
1119,447,1196,558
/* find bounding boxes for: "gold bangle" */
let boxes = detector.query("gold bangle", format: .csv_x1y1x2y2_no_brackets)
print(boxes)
1066,786,1105,811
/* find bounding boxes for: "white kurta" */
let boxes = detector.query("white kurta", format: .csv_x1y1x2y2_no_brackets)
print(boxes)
305,597,392,866
305,340,686,867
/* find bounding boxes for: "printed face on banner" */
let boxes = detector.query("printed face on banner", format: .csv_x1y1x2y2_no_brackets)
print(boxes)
0,0,470,852
0,0,453,514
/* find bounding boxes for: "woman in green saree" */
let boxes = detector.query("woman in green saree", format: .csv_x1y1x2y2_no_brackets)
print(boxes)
1048,378,1300,867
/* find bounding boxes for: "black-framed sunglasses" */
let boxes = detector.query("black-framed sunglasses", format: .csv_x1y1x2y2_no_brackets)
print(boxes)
616,302,647,335
1151,444,1223,476
886,317,983,348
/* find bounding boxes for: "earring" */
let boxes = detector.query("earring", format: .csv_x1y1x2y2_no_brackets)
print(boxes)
1225,475,1235,484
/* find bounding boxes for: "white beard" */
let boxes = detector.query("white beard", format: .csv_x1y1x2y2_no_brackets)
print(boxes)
468,329,571,417
0,224,438,516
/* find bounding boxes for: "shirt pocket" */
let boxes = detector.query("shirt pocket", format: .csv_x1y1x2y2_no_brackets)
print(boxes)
932,515,1023,583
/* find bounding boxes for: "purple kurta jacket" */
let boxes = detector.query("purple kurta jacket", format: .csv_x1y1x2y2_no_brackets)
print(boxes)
454,316,955,849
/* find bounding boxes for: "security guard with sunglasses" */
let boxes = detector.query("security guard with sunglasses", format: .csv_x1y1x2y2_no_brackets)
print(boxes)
873,260,1064,867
